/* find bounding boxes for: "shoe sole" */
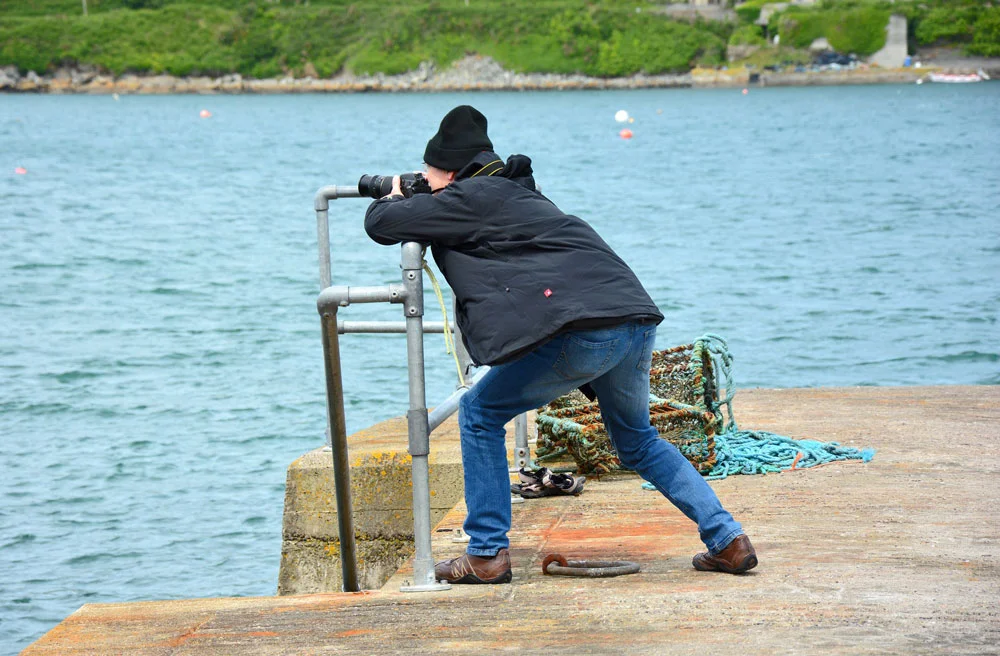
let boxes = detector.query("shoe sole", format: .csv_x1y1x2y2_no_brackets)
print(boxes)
444,569,513,585
693,553,758,574
518,477,586,499
519,486,584,499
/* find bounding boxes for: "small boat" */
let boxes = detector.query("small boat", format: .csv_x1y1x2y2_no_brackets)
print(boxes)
927,70,990,83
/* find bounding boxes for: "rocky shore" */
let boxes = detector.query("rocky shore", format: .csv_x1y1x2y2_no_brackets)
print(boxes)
0,55,972,94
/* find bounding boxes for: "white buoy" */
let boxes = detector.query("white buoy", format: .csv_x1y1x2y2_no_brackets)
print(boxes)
614,109,629,123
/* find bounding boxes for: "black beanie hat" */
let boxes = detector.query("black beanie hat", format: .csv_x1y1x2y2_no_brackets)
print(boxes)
423,105,493,171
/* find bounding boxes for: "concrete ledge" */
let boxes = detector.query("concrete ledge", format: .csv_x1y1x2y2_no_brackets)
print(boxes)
278,414,467,594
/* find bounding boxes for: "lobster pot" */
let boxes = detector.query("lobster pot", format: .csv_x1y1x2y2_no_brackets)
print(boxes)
535,339,723,475
535,399,719,475
649,341,717,411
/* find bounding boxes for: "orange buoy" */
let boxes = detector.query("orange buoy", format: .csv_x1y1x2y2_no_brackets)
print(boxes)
200,109,212,118
14,167,27,175
619,128,633,139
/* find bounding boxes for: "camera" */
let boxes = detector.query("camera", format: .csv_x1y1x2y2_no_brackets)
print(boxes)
358,172,432,199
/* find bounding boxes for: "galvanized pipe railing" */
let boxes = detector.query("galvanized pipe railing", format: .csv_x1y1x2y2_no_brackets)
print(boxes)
428,366,490,432
398,242,451,592
339,320,447,334
315,185,360,290
314,183,532,593
317,299,359,592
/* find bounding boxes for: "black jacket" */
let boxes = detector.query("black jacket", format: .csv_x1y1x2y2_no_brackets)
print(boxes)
364,152,663,366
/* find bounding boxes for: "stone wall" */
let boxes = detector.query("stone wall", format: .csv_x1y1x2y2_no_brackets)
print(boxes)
0,57,692,94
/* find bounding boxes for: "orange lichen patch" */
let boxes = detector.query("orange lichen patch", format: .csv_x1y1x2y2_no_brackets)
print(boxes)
665,583,713,593
352,450,411,468
161,629,284,647
270,591,377,614
161,628,206,648
334,628,375,638
71,610,163,624
542,522,687,542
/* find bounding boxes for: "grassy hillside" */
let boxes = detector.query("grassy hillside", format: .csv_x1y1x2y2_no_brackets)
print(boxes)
735,0,1000,61
0,0,996,78
0,1,728,78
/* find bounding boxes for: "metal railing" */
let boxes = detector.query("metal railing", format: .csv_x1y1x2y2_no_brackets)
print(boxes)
314,184,533,593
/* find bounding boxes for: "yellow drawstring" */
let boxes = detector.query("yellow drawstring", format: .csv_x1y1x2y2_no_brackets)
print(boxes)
422,260,466,387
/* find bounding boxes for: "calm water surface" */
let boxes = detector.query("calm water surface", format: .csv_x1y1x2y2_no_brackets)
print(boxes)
2,84,998,651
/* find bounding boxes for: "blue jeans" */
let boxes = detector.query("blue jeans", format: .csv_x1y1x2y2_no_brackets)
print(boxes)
457,321,743,557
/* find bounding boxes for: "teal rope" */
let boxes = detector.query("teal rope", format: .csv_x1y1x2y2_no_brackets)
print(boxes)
700,333,736,429
641,333,875,487
536,331,876,485
642,430,874,488
713,429,873,479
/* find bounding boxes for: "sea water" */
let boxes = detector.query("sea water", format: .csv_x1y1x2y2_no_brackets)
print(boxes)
1,84,998,651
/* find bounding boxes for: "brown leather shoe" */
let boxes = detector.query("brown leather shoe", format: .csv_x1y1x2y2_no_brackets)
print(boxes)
434,548,512,584
693,534,758,574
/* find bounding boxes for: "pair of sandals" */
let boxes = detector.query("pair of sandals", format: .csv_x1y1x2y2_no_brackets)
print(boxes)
510,467,586,499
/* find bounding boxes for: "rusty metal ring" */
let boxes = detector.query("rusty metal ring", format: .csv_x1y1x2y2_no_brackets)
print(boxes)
542,554,641,578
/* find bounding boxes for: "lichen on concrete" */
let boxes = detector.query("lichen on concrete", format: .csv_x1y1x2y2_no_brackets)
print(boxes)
278,416,466,595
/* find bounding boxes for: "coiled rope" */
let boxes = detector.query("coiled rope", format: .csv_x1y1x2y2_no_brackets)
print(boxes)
702,430,876,480
639,334,874,486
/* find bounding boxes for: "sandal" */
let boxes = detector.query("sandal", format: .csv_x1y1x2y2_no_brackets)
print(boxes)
510,466,548,496
511,467,586,498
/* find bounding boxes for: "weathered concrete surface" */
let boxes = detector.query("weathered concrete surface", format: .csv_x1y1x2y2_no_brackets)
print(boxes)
279,412,529,594
24,387,1000,655
279,415,466,594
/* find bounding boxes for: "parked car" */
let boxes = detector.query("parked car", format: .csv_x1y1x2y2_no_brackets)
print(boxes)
813,51,856,67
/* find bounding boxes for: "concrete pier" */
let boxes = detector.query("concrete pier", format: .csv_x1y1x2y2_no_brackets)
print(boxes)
22,386,1000,655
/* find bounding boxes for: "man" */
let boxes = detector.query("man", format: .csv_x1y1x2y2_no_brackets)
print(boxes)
365,105,756,584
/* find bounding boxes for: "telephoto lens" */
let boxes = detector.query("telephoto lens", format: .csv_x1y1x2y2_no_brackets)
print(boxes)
358,174,394,199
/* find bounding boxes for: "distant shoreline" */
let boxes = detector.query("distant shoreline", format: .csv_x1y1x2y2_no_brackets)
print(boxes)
1,55,991,95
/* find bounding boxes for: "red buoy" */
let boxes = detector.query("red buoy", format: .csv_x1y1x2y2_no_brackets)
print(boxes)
619,128,633,139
